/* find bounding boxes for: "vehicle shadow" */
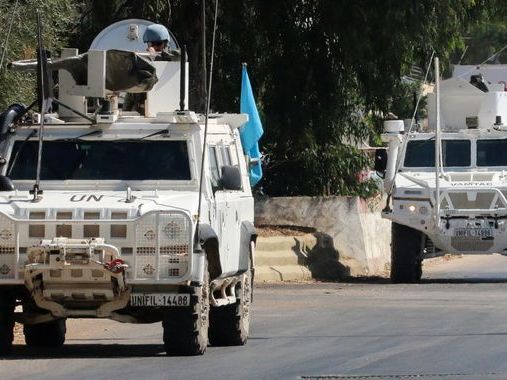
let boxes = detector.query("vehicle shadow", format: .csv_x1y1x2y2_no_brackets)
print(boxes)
255,273,507,285
339,277,507,284
249,330,507,339
420,278,507,284
3,343,169,359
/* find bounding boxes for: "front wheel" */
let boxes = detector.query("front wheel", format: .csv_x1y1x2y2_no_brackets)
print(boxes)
162,263,209,356
0,293,15,355
390,222,423,283
24,319,66,347
209,251,253,346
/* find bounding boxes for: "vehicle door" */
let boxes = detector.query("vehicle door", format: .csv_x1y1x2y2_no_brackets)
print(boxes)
219,141,253,275
207,144,232,275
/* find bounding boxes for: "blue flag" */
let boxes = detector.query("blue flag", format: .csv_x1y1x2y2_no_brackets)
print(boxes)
240,65,264,186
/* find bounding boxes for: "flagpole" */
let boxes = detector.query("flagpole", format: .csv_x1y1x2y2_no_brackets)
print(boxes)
435,57,441,222
240,63,264,187
196,0,219,241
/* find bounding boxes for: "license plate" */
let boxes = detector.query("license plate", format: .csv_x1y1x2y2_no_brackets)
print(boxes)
453,228,493,239
130,293,190,307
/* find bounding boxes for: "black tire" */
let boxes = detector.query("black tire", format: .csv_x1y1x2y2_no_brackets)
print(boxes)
162,264,209,356
391,222,423,283
0,293,15,355
209,257,253,346
24,319,66,347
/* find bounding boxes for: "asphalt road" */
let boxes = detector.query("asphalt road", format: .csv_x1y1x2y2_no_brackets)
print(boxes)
5,255,507,380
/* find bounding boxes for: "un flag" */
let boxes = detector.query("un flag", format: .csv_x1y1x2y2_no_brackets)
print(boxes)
240,64,263,186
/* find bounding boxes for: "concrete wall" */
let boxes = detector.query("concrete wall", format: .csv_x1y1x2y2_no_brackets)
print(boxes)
254,196,391,277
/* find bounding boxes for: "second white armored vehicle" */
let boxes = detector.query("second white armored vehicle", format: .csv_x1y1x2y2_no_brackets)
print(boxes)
0,19,256,355
379,62,507,282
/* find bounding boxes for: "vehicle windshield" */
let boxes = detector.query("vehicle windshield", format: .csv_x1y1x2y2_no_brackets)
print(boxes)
404,139,471,167
477,139,507,166
7,140,191,180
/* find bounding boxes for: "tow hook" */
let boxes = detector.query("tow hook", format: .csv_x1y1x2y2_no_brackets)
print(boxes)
104,259,128,274
444,215,450,229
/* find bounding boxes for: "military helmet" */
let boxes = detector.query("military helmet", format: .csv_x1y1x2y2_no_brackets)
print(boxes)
143,24,170,43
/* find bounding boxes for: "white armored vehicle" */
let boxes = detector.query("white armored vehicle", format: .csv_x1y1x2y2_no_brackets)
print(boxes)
0,19,256,355
379,59,507,282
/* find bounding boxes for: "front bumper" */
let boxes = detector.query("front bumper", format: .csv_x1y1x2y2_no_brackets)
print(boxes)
385,186,507,254
24,238,131,318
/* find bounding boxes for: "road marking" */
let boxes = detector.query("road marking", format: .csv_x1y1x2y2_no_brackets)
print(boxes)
301,372,503,379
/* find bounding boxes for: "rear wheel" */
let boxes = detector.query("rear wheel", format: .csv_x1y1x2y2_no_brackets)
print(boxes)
209,253,253,346
163,263,209,356
391,222,423,283
24,319,66,347
0,293,15,355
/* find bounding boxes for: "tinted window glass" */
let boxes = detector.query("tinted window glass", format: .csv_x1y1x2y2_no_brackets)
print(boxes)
477,139,507,166
404,140,435,167
208,146,220,187
443,140,471,166
8,140,191,180
222,147,232,166
404,139,470,167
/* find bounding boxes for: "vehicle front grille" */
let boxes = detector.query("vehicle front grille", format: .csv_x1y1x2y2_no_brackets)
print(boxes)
0,210,192,283
450,237,494,251
444,192,498,210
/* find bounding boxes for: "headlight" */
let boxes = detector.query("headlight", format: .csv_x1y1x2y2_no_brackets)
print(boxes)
144,230,156,241
159,214,190,247
136,214,157,246
162,221,183,240
399,203,429,215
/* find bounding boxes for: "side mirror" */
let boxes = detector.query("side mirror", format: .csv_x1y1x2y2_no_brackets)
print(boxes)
220,165,242,191
245,155,260,171
374,149,388,174
0,175,14,192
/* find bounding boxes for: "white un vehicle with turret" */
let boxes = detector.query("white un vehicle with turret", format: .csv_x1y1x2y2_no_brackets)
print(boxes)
0,19,256,355
378,59,507,283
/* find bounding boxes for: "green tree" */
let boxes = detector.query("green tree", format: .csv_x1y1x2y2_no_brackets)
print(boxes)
0,0,76,109
207,0,491,196
456,3,507,65
2,1,497,197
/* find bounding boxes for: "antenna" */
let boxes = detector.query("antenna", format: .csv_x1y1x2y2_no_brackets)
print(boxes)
0,0,19,73
385,50,435,201
201,0,207,114
31,11,49,201
195,0,219,244
434,57,441,221
179,45,187,111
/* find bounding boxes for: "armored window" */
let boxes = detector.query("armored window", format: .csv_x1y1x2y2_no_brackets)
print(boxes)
208,146,220,188
8,140,191,180
228,144,240,166
477,139,507,166
404,139,470,168
222,146,232,166
443,140,471,167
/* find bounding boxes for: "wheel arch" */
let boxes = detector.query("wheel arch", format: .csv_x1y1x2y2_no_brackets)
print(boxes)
197,223,222,280
240,221,257,271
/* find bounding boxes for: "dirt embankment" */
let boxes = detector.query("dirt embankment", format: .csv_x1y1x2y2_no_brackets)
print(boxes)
256,225,315,237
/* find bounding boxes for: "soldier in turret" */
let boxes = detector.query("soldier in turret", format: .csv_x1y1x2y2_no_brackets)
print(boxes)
124,23,180,113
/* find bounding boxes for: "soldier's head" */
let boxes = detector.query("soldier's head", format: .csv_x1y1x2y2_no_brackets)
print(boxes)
143,24,170,52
